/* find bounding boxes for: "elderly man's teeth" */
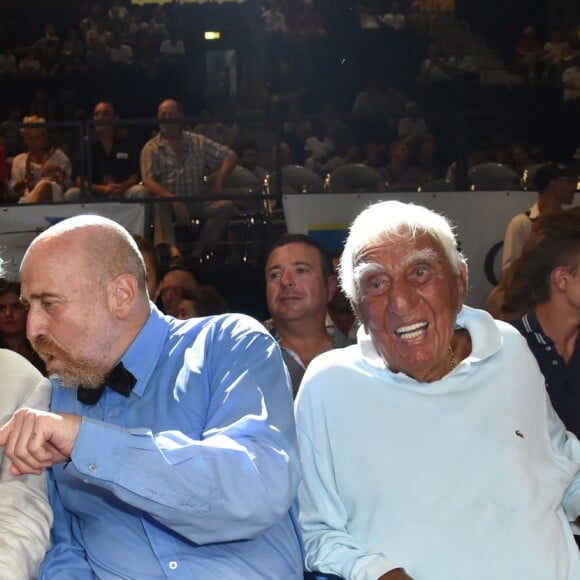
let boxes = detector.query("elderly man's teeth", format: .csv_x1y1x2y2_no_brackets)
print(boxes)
395,322,428,339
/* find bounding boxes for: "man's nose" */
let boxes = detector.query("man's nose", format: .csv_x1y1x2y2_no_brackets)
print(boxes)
387,278,418,315
26,306,44,341
280,270,294,287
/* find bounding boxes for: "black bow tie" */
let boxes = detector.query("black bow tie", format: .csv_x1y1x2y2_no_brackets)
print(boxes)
77,362,137,405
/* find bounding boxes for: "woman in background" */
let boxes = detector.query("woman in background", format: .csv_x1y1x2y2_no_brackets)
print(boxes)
0,279,46,374
8,115,71,204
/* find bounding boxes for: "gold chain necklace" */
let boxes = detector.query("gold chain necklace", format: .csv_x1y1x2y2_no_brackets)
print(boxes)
447,346,458,370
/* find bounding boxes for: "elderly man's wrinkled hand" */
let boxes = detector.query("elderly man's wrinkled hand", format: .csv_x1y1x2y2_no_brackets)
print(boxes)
0,408,81,476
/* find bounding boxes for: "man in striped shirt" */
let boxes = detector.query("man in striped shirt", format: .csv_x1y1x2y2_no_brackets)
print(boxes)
140,99,239,259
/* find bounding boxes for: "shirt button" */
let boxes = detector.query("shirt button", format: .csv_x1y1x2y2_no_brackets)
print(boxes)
545,346,552,351
552,360,558,365
109,411,119,419
168,561,178,570
88,463,97,473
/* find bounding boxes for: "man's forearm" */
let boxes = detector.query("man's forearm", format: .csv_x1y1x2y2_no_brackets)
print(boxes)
213,153,239,192
141,178,172,198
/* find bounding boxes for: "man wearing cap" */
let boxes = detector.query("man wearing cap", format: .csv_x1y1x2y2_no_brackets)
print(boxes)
502,162,577,272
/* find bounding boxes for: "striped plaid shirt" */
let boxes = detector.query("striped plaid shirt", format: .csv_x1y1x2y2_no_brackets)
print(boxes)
140,130,234,197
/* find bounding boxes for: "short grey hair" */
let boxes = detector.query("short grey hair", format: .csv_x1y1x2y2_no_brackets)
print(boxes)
339,200,466,301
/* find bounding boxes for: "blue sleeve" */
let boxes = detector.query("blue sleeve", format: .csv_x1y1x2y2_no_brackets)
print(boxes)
69,316,300,545
39,469,93,580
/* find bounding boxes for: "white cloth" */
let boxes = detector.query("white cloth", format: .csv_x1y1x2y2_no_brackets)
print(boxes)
296,306,580,580
0,349,52,580
501,202,538,271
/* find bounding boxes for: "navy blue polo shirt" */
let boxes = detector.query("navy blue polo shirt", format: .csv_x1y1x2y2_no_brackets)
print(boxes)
509,311,580,437
75,138,140,184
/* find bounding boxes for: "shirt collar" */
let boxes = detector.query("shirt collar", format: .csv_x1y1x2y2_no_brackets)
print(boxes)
118,303,169,398
157,130,188,151
518,310,553,346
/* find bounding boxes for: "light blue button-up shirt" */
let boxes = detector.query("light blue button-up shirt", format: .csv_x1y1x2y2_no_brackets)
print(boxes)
40,306,303,579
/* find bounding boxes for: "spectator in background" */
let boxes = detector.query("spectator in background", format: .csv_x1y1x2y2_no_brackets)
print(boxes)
304,118,335,174
159,27,186,65
108,0,129,24
448,43,478,82
0,279,45,374
282,102,312,164
326,254,358,344
148,5,169,46
140,99,239,257
261,0,288,36
352,79,389,120
263,234,349,397
66,100,146,201
515,25,542,81
28,87,54,122
380,1,406,32
507,142,535,179
357,0,382,29
60,28,85,65
361,135,388,173
9,116,72,204
53,85,86,123
18,48,45,79
417,43,452,85
34,23,60,75
157,264,198,317
266,57,306,115
109,35,134,67
502,162,578,272
383,82,407,132
0,48,17,76
417,133,442,182
293,0,326,38
176,285,229,320
503,208,580,446
384,139,421,191
541,30,571,81
193,105,240,149
397,100,428,141
239,141,268,183
562,55,580,104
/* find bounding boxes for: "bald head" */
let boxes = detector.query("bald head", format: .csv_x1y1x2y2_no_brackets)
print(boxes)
24,215,148,298
157,99,184,139
20,216,152,387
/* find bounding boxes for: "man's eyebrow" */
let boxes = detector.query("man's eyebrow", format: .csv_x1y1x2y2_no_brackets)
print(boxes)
399,248,440,268
23,292,61,302
353,261,386,281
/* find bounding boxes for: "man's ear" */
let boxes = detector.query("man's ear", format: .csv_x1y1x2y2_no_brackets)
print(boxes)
108,273,138,318
552,266,571,292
